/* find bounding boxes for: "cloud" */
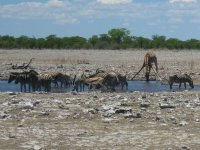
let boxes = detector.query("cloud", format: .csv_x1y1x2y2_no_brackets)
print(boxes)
0,0,76,24
0,0,200,27
97,0,131,5
47,0,65,8
169,0,197,3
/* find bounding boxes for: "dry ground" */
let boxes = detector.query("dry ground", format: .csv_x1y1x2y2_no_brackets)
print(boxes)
1,49,200,149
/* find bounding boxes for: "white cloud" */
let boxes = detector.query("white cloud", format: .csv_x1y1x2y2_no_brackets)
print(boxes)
0,0,76,24
47,0,65,8
97,0,131,5
0,0,200,27
169,0,197,3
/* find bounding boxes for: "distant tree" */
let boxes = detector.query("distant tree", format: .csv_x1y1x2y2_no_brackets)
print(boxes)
67,36,87,49
88,35,99,48
37,38,46,49
0,35,16,49
184,39,200,49
152,35,166,48
166,38,183,49
108,28,130,44
134,36,152,49
1,27,200,50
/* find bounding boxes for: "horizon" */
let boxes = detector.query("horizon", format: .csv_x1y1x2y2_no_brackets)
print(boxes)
0,0,200,40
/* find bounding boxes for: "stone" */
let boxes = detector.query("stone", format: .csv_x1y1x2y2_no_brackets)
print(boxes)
0,112,8,119
179,121,188,126
115,107,132,114
140,102,150,108
159,103,175,109
23,102,34,110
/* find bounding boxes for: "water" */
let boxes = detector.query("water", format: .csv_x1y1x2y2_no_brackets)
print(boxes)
0,80,198,93
0,80,19,92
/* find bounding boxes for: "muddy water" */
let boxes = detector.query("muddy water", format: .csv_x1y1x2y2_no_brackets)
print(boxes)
0,80,198,92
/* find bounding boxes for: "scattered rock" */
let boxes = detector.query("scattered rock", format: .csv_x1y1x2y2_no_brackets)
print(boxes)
0,111,8,119
159,103,175,109
33,145,43,150
179,121,188,126
40,111,50,116
181,145,190,150
115,107,132,114
8,133,16,138
23,102,34,110
140,102,150,108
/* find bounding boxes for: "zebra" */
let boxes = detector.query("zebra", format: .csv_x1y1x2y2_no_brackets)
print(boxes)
8,70,39,92
95,69,127,90
132,51,158,81
8,72,29,92
57,73,72,88
27,70,40,92
109,70,128,90
37,73,53,92
168,74,194,89
45,72,72,88
45,72,64,87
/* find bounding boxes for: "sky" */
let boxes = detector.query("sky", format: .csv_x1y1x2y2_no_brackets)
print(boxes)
0,0,200,40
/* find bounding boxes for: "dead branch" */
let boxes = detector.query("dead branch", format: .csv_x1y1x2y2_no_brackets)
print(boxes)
11,58,34,70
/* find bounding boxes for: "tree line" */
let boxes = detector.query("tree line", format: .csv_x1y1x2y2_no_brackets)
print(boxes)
1,28,200,50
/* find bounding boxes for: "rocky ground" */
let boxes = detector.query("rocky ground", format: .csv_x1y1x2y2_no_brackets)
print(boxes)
1,49,200,149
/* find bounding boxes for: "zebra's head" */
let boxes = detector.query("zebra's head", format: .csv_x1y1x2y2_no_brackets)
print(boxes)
189,81,194,89
8,73,17,83
184,74,194,89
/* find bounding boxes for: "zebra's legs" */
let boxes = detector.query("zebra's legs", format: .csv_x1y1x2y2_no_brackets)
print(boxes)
184,82,186,88
179,82,182,88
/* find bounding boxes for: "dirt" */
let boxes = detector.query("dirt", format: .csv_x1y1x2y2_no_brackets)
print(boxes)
1,49,200,149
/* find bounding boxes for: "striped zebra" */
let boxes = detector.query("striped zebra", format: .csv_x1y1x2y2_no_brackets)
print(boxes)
45,72,72,88
110,71,128,90
46,72,63,87
62,73,73,88
168,74,194,89
36,73,53,92
8,70,39,92
27,70,39,92
132,51,158,81
56,73,72,88
8,72,27,92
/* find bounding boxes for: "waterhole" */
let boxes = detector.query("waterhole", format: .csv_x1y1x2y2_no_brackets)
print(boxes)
0,80,198,93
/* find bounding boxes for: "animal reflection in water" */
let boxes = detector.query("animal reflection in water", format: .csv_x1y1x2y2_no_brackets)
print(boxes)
132,51,159,81
168,74,194,89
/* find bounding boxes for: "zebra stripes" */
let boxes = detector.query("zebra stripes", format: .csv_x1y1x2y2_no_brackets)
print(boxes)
8,70,72,92
168,74,194,89
8,69,128,93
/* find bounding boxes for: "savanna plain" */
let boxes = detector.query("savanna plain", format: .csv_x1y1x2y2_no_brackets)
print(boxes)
1,49,200,149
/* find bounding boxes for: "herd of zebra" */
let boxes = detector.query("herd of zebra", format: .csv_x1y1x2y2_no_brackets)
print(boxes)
7,50,194,93
8,68,128,92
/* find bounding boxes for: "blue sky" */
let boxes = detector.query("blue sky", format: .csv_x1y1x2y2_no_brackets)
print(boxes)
0,0,200,40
